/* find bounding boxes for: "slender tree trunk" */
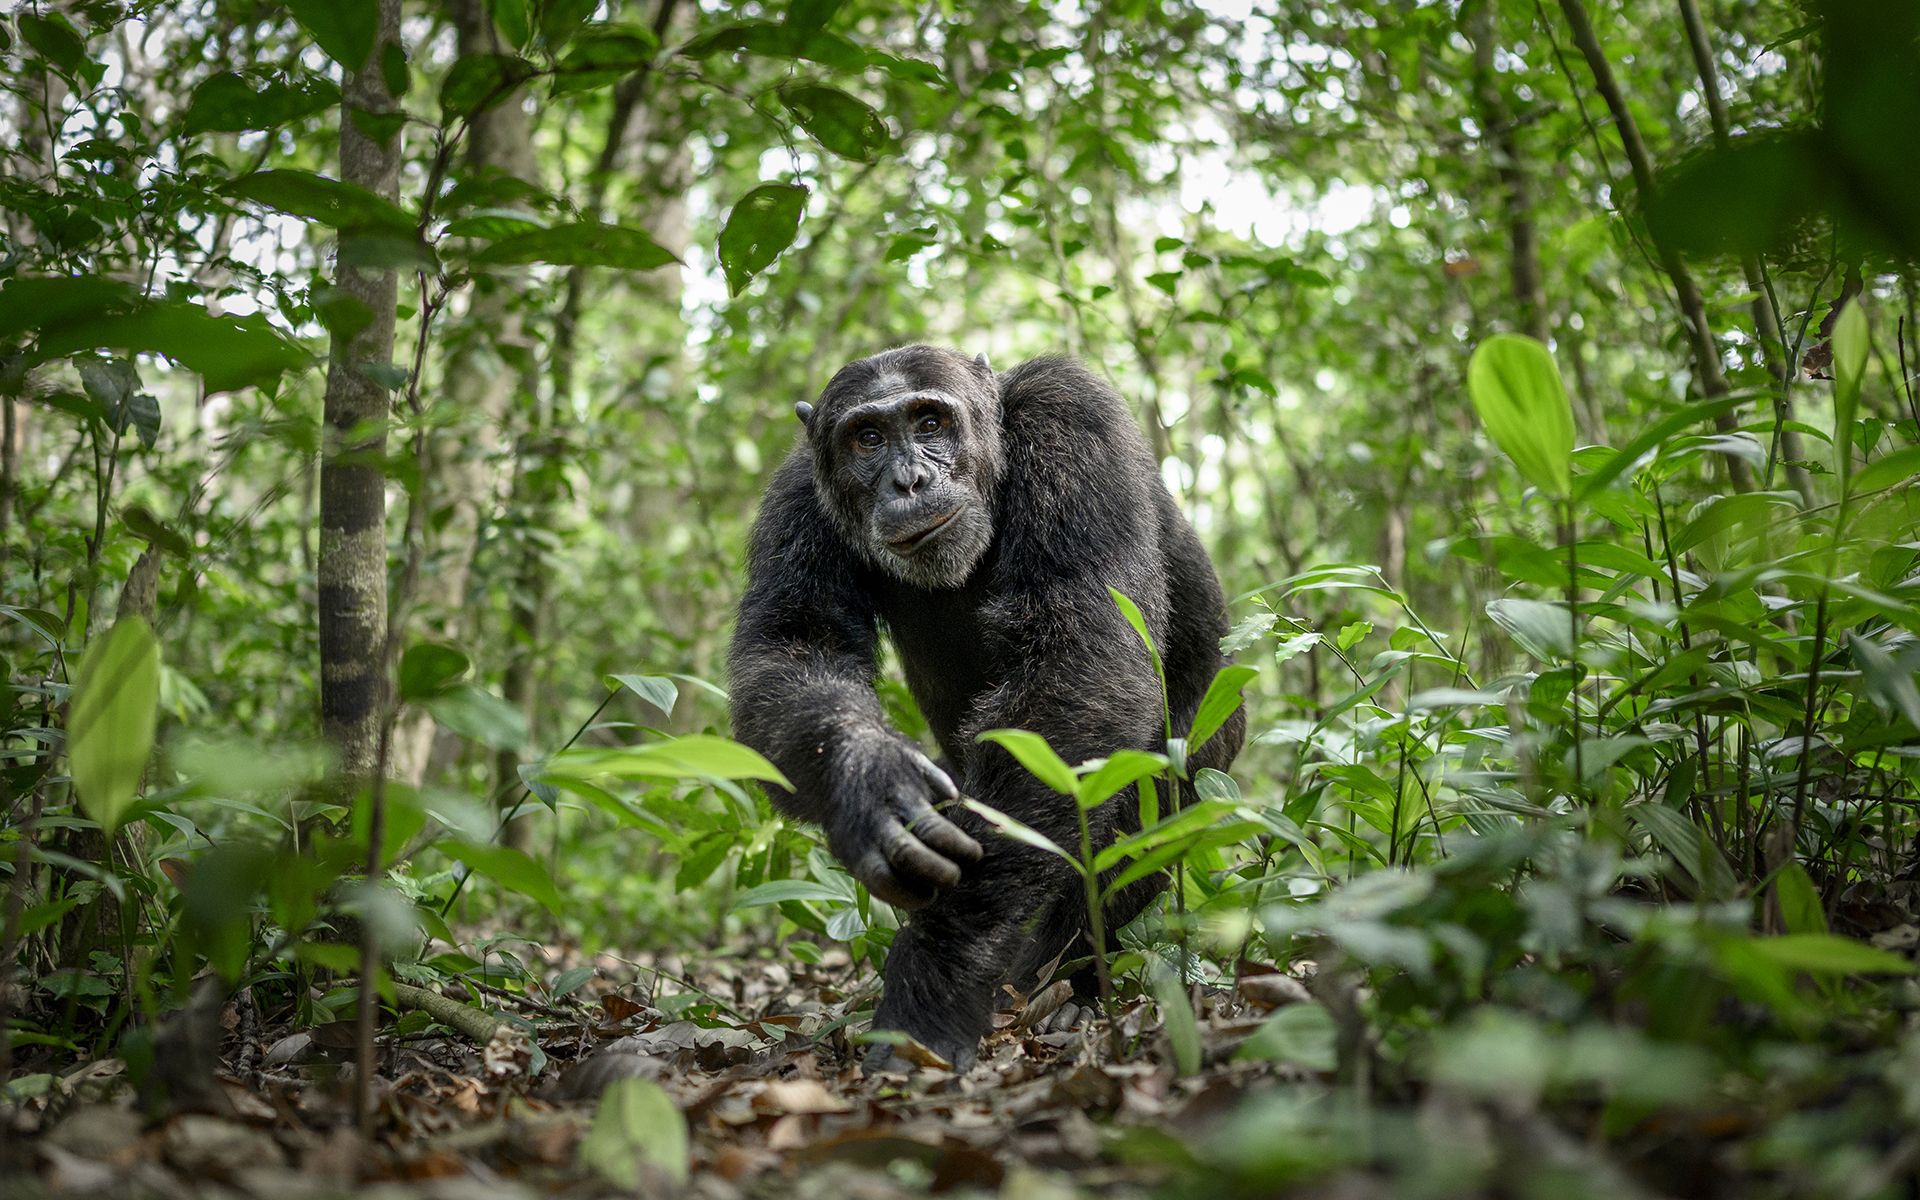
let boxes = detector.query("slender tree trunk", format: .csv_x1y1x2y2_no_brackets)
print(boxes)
1467,0,1550,345
392,0,539,785
1556,0,1753,491
1675,0,1815,504
318,0,403,782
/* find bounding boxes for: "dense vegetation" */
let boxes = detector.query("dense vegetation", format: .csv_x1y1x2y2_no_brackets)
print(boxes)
3,0,1918,1195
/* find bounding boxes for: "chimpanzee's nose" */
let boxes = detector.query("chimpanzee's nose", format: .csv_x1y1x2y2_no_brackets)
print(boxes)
890,460,930,496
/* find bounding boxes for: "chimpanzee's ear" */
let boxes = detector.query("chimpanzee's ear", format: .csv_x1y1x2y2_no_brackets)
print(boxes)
794,400,816,425
974,352,991,372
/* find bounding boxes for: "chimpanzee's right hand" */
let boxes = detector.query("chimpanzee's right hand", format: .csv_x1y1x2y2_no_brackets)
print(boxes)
826,737,984,909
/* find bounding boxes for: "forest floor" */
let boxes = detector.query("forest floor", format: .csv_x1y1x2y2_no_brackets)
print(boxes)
1,940,1347,1200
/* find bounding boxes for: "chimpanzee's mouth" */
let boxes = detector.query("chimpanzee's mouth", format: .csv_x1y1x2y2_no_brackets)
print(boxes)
886,509,958,553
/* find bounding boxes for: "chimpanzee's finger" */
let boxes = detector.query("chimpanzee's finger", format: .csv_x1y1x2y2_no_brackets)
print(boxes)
899,793,984,864
853,845,937,910
907,747,960,800
882,817,964,889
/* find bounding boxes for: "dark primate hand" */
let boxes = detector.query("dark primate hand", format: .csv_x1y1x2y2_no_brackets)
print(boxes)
827,738,983,909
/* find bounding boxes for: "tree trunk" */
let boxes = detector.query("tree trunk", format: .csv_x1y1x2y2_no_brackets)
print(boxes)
391,0,541,785
1675,0,1815,504
1556,0,1753,491
318,0,403,783
1467,0,1550,345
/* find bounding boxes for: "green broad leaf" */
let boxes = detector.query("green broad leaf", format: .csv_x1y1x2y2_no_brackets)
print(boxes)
1188,665,1257,752
580,1077,689,1187
31,297,309,396
977,729,1077,794
1574,393,1749,499
1671,492,1794,555
732,879,850,909
1236,1002,1336,1070
473,222,678,270
20,13,90,78
226,169,415,232
398,642,470,702
786,0,844,35
609,673,677,718
552,28,660,94
1193,768,1240,802
546,735,790,787
1773,862,1828,935
679,20,863,70
1219,611,1276,655
1853,635,1920,731
1831,300,1868,490
717,183,807,297
1745,933,1913,976
68,618,161,837
1150,962,1201,1076
287,0,380,71
182,72,340,135
491,0,532,48
1467,333,1574,497
1856,446,1920,493
1093,799,1240,874
446,840,566,914
1485,597,1572,661
777,83,888,162
1074,749,1170,810
1335,620,1371,652
551,965,596,998
440,53,534,118
1630,804,1737,900
960,797,1084,874
1108,587,1161,662
425,685,529,750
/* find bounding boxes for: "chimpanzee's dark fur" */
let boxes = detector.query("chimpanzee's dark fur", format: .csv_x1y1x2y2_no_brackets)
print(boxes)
728,346,1244,1070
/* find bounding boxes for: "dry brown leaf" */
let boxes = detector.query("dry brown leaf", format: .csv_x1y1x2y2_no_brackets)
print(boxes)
753,1078,852,1116
765,1111,811,1151
1237,974,1311,1010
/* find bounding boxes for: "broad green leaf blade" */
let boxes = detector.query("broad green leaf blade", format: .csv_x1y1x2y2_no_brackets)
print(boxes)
446,840,566,914
286,0,380,71
1150,962,1201,1076
553,28,661,93
1745,933,1913,976
546,735,791,788
731,879,851,909
977,728,1077,794
398,642,470,702
1074,749,1170,810
579,1077,689,1187
226,169,416,232
1108,586,1160,662
183,72,340,135
424,685,530,750
717,183,807,297
1467,333,1574,497
473,221,678,270
1573,393,1749,499
1188,664,1257,752
1831,300,1868,489
609,673,678,718
1773,862,1828,935
777,83,888,161
69,618,160,836
439,52,534,118
31,297,310,396
960,798,1084,875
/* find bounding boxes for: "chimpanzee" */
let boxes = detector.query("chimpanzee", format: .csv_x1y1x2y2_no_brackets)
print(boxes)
728,345,1244,1070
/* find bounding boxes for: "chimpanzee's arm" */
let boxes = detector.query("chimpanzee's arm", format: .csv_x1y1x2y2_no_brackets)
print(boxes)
728,453,982,907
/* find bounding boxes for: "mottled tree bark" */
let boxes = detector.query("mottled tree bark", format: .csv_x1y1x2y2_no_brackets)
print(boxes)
1556,0,1753,491
318,0,402,782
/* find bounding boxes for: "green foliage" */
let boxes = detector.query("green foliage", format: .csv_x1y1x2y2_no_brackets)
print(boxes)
68,618,160,836
580,1077,690,1187
1467,333,1574,497
717,183,809,297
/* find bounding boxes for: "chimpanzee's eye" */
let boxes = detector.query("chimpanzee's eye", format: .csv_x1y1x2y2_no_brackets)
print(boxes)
917,413,943,435
856,428,885,449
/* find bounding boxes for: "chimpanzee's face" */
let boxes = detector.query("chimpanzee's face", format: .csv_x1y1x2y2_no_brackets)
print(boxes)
806,346,1000,590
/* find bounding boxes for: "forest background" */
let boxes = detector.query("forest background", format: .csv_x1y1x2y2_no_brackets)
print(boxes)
3,0,1920,1196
